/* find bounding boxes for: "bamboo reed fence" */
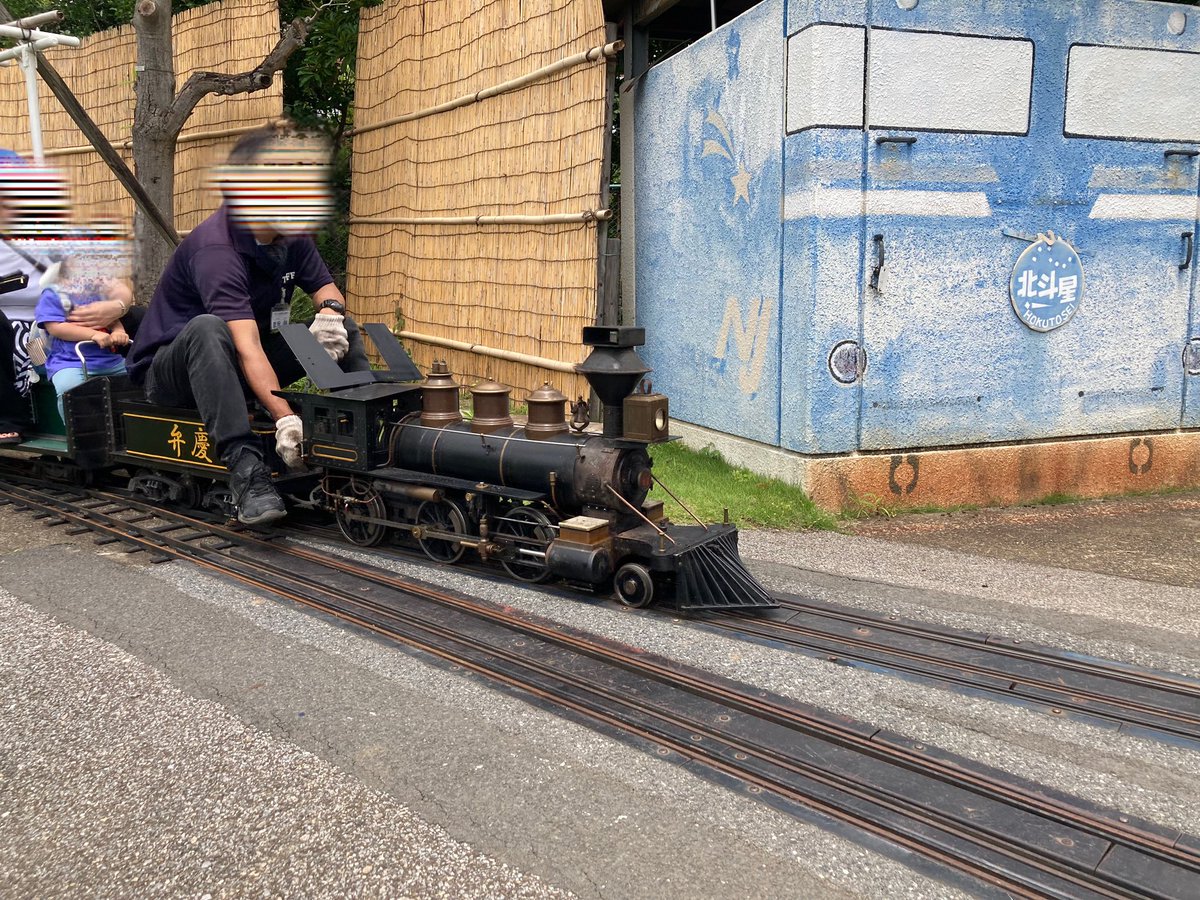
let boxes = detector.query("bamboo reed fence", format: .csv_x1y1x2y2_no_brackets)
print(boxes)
349,0,611,401
0,0,282,232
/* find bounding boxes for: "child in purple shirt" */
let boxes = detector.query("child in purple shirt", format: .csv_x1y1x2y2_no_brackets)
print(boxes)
35,281,128,420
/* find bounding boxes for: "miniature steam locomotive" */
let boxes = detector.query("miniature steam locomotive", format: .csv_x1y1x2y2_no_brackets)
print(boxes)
8,321,776,612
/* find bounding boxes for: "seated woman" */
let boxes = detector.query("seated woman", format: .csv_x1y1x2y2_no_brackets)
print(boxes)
2,153,134,440
34,265,130,420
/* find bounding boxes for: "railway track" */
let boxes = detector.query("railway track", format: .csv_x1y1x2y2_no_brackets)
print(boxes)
698,599,1200,749
289,517,1200,750
3,477,1199,898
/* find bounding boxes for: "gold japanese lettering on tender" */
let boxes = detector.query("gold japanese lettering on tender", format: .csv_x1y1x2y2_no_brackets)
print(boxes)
168,423,186,457
191,428,213,464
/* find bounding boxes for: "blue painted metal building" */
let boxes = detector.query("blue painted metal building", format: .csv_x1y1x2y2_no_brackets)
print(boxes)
631,0,1200,454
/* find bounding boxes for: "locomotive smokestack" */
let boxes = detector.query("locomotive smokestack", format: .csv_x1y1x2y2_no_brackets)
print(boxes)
576,327,650,438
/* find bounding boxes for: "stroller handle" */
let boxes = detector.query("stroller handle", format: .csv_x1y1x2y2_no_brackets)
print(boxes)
74,340,95,378
74,335,132,378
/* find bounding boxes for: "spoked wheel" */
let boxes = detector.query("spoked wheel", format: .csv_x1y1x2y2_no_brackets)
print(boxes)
415,499,468,564
613,563,655,609
494,506,556,583
335,485,388,547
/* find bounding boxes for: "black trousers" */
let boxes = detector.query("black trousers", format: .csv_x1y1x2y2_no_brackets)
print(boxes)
143,315,371,463
0,310,31,433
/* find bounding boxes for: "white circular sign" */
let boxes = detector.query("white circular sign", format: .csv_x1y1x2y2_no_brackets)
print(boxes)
1009,234,1085,333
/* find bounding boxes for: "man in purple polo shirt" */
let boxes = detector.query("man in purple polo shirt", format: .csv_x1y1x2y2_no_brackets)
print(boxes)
128,126,369,525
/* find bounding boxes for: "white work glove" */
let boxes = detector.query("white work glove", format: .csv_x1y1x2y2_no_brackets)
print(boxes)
309,313,349,361
274,414,306,470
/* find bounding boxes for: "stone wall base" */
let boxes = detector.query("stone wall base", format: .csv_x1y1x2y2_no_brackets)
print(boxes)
669,420,1200,513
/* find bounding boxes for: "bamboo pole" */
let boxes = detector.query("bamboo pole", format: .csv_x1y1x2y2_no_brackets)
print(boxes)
396,329,578,373
348,40,623,138
352,209,611,227
43,119,286,157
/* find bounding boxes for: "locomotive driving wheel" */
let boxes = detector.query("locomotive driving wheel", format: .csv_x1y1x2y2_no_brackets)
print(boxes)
613,563,654,609
415,499,468,564
494,506,556,583
335,484,388,547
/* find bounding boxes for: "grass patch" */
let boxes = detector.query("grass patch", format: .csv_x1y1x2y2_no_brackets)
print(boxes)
841,494,985,520
843,484,1200,523
1031,491,1085,507
648,441,838,531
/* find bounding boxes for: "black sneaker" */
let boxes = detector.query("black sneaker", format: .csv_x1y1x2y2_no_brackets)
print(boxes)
228,451,286,526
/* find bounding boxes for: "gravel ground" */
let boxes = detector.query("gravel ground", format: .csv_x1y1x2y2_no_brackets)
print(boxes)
0,587,571,900
146,557,972,900
3,505,1197,898
741,529,1200,677
849,492,1200,590
0,525,970,900
283,534,1200,836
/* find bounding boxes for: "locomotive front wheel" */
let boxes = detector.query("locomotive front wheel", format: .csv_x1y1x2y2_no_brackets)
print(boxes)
335,489,388,547
415,499,468,564
614,563,654,609
495,506,556,583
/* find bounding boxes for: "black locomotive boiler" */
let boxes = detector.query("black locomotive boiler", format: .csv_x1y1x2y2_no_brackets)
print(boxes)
278,324,776,611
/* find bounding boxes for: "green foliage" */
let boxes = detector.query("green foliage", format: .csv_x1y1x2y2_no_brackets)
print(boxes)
280,0,367,138
647,441,838,531
4,0,118,32
278,0,380,281
314,175,351,283
3,0,211,36
284,375,322,393
842,493,899,520
290,285,315,322
4,0,374,280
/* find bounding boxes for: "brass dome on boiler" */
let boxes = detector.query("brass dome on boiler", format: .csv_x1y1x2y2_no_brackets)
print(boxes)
524,382,569,440
470,377,513,433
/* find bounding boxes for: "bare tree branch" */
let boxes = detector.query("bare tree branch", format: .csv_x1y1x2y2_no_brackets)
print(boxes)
164,15,312,137
307,0,346,19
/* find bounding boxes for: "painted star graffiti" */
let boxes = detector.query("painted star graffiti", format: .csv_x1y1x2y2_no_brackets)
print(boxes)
701,108,751,206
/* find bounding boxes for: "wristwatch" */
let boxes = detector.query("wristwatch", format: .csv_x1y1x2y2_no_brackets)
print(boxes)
316,299,345,315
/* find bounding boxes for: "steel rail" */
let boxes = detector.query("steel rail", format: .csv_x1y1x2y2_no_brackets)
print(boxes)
3,481,1198,898
698,601,1200,746
774,596,1200,696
